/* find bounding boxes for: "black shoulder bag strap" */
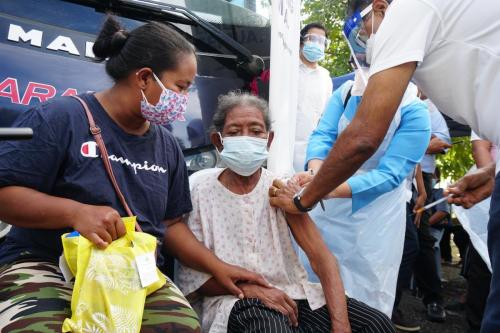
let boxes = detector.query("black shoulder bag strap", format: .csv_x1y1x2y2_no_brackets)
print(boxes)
343,86,353,110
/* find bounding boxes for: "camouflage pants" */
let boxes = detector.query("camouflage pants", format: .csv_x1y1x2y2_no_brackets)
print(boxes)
0,258,201,333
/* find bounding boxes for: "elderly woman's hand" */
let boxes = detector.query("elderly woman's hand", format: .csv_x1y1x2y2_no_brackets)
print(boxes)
239,283,299,327
212,262,270,299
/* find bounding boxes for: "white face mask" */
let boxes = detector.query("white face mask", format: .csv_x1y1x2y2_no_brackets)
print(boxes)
365,35,375,65
365,11,377,65
217,133,269,176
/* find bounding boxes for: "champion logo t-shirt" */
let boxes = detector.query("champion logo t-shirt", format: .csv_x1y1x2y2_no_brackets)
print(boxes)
0,93,192,266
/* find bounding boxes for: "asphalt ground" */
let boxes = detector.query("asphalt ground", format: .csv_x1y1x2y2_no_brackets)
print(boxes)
397,253,471,332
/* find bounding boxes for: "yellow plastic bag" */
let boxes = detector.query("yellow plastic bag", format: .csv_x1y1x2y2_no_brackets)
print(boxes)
61,216,166,333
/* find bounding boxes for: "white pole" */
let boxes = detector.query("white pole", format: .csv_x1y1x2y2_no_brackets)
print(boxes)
267,0,301,176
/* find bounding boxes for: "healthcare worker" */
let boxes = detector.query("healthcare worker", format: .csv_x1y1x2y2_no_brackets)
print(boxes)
293,23,333,172
269,0,500,332
295,0,430,317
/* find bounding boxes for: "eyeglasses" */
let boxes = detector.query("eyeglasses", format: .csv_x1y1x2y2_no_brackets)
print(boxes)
303,34,331,48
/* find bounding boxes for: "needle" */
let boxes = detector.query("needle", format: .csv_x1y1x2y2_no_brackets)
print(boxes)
413,195,452,215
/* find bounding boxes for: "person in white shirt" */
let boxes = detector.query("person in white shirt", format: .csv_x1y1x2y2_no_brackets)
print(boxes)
268,1,500,331
293,23,333,172
178,92,395,333
419,96,452,177
471,132,499,176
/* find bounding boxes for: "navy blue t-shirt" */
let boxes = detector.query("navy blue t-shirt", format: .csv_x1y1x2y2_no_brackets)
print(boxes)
0,94,192,266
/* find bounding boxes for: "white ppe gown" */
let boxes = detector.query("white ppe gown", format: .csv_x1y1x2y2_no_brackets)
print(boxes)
300,106,406,317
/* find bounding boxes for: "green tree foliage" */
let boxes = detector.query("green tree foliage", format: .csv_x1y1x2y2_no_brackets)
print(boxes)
302,0,351,76
436,137,475,182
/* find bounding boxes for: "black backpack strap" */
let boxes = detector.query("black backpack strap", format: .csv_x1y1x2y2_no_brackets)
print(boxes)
343,86,353,110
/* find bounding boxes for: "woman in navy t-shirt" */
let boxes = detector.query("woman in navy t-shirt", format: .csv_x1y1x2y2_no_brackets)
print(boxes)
0,16,263,332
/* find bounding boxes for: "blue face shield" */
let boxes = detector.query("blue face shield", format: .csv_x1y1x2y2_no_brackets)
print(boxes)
343,4,373,69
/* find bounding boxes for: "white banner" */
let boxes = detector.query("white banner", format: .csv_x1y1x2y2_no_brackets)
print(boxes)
267,0,301,175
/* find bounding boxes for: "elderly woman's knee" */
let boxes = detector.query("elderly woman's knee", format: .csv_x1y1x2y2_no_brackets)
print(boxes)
346,298,396,333
364,309,396,332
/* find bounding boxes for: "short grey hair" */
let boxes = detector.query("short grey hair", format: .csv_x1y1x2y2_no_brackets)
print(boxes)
210,91,271,133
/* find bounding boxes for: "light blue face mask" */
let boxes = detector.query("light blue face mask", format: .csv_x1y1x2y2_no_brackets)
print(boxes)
302,41,325,63
217,133,269,176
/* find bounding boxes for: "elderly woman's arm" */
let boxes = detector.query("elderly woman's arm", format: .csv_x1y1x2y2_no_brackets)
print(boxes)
168,218,300,325
285,212,351,333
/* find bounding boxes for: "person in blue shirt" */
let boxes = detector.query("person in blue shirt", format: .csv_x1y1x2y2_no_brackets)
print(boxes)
419,98,452,177
298,77,430,317
411,92,452,323
428,172,452,282
292,0,431,318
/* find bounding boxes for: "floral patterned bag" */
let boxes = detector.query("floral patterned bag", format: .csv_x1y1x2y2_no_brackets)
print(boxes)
61,216,166,333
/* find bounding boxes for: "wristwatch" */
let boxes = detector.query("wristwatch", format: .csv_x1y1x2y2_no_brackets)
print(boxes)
293,187,317,212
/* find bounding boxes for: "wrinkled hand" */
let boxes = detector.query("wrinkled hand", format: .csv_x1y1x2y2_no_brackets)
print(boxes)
213,263,270,299
412,194,427,228
445,167,495,208
72,204,126,249
269,179,304,214
240,283,299,327
427,137,452,154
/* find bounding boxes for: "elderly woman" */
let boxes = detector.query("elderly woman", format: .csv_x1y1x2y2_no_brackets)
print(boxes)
177,92,395,333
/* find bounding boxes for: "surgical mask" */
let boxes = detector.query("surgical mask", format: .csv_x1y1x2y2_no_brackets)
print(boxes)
302,42,325,63
217,133,269,176
365,12,376,65
140,73,188,125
